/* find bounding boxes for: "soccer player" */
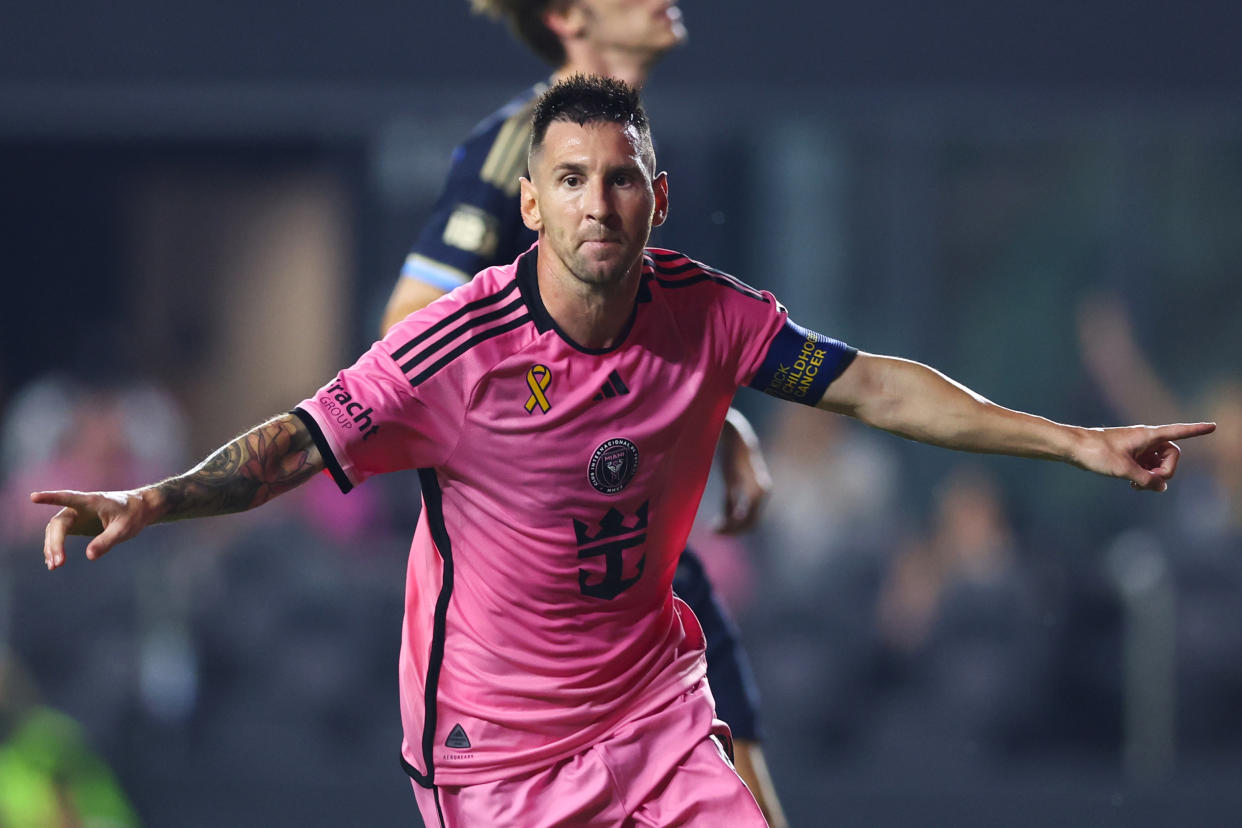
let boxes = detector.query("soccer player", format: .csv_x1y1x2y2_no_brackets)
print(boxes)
382,1,786,819
35,77,1214,827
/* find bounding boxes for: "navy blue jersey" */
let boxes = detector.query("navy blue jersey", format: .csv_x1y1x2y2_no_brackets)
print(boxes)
401,84,543,293
400,82,763,741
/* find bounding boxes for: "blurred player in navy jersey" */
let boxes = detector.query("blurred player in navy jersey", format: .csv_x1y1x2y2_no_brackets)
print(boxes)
380,2,786,822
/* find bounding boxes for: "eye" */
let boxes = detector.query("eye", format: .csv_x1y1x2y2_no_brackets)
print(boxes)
613,173,633,187
563,174,581,187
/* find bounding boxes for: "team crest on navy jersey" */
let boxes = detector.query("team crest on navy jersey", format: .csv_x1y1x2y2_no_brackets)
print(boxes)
588,438,639,494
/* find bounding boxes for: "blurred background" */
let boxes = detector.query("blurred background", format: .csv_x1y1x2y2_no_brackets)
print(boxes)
2,1,1241,825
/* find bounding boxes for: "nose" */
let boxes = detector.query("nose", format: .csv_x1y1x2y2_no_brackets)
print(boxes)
583,179,616,223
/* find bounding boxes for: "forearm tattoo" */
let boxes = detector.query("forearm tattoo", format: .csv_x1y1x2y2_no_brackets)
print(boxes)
153,414,323,521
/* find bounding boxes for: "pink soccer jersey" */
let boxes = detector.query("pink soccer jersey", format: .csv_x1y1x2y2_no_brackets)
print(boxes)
293,244,854,787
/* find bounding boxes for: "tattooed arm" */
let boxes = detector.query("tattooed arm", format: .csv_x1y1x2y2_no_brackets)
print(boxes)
31,413,324,570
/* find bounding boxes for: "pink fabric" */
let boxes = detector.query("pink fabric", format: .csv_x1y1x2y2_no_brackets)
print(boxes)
295,245,787,786
411,681,767,828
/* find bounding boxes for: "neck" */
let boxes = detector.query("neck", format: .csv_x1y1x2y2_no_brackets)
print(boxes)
535,248,642,350
555,51,654,91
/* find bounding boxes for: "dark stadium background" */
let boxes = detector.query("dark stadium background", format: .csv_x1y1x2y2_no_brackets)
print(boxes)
3,2,1241,825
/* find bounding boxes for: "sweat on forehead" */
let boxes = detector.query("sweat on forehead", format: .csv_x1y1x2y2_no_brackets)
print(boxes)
528,74,655,169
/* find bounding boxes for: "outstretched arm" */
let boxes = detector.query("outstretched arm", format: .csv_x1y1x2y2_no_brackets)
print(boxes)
818,353,1215,490
31,413,324,570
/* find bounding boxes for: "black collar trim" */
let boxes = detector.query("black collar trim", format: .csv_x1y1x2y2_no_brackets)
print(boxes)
514,246,648,355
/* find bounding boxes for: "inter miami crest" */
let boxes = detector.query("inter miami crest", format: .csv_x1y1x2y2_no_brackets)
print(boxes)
588,438,639,494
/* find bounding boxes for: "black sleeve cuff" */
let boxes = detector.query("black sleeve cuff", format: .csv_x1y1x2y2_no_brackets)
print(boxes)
290,407,353,494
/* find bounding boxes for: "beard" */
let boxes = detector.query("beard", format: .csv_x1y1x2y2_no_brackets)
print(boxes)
560,234,645,289
567,253,633,287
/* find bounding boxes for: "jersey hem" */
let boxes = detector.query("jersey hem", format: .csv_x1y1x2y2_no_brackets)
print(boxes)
403,661,708,788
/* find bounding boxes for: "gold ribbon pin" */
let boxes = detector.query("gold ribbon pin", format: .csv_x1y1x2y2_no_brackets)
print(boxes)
524,364,552,413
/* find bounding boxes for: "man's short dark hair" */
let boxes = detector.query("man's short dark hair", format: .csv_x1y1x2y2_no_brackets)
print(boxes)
529,75,656,173
470,0,568,67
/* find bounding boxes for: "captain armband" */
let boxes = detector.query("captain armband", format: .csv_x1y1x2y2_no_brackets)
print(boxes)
747,318,857,405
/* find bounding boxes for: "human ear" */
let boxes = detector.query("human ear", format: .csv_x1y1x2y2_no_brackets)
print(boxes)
544,3,588,41
520,177,543,232
652,172,669,228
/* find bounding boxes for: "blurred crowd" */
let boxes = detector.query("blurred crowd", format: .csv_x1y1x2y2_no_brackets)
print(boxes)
1,295,1238,826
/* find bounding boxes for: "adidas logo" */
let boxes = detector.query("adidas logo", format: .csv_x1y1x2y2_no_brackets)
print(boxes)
592,370,630,401
445,724,471,749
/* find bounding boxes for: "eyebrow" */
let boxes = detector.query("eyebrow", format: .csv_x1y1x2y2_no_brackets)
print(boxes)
550,160,644,177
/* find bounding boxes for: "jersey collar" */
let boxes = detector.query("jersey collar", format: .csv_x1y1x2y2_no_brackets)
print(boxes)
515,244,652,355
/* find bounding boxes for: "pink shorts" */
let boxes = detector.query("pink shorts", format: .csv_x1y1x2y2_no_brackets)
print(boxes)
410,682,767,827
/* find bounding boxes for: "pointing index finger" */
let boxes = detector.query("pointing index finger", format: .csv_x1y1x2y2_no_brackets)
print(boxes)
1152,422,1216,442
31,490,86,508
